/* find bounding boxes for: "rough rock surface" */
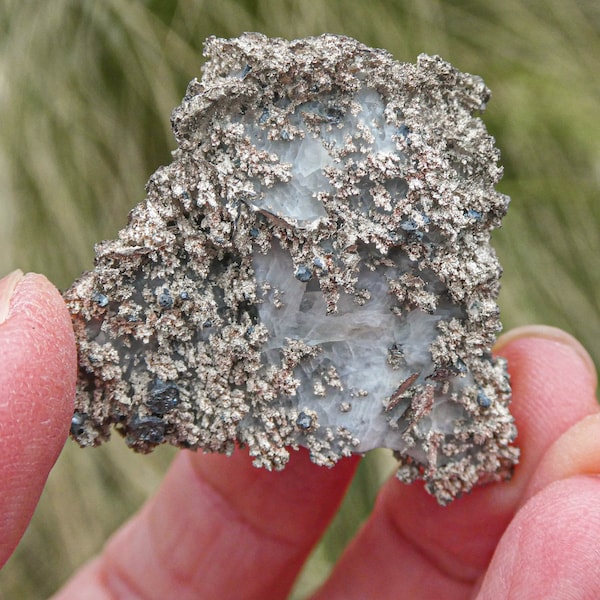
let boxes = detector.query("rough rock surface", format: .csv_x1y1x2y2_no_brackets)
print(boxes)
65,33,518,504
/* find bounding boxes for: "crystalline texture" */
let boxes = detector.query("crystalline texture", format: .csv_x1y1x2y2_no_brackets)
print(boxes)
65,33,518,504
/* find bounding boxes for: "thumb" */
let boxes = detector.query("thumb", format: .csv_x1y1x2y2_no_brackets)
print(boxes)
0,270,77,568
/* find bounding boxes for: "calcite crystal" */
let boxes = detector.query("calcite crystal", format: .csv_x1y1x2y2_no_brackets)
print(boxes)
65,33,518,504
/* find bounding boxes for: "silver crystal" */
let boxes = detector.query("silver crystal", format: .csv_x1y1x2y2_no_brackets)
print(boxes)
65,33,518,504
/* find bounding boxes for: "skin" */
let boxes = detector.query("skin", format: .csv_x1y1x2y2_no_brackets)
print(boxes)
1,271,600,599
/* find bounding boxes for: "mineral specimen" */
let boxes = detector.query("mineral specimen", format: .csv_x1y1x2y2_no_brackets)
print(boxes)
65,33,519,504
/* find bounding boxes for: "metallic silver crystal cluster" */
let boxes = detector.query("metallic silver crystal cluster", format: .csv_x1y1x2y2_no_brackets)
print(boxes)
65,33,518,504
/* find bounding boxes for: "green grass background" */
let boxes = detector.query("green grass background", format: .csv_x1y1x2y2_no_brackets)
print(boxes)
0,0,599,597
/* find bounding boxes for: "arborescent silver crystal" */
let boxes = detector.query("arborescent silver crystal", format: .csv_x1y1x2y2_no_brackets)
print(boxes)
65,33,518,504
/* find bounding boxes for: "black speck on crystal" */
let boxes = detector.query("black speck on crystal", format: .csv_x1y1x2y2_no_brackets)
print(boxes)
91,292,109,307
397,124,410,138
296,411,313,430
127,415,166,445
258,108,269,125
71,412,86,437
158,288,173,309
477,390,492,408
240,64,252,79
467,209,483,221
294,265,313,282
146,378,180,415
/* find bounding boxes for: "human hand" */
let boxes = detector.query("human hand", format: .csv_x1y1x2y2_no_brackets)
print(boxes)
2,271,599,599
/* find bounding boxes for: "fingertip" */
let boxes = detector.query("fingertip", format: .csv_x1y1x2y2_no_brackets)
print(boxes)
0,271,77,567
495,325,597,388
478,476,600,600
2,271,77,413
495,325,598,479
525,412,600,501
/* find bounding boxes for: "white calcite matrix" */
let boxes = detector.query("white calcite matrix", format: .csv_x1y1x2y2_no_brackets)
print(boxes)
65,33,518,504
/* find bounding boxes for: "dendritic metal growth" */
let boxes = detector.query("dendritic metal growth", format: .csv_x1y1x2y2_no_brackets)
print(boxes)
65,33,519,504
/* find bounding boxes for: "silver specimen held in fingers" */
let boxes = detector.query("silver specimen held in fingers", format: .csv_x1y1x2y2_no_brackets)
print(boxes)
65,33,518,505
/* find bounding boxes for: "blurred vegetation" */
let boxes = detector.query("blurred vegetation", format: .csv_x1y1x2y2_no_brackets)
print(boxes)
0,0,599,597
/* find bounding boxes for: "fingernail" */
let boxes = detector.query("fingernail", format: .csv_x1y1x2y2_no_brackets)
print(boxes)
0,269,25,325
495,325,597,381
